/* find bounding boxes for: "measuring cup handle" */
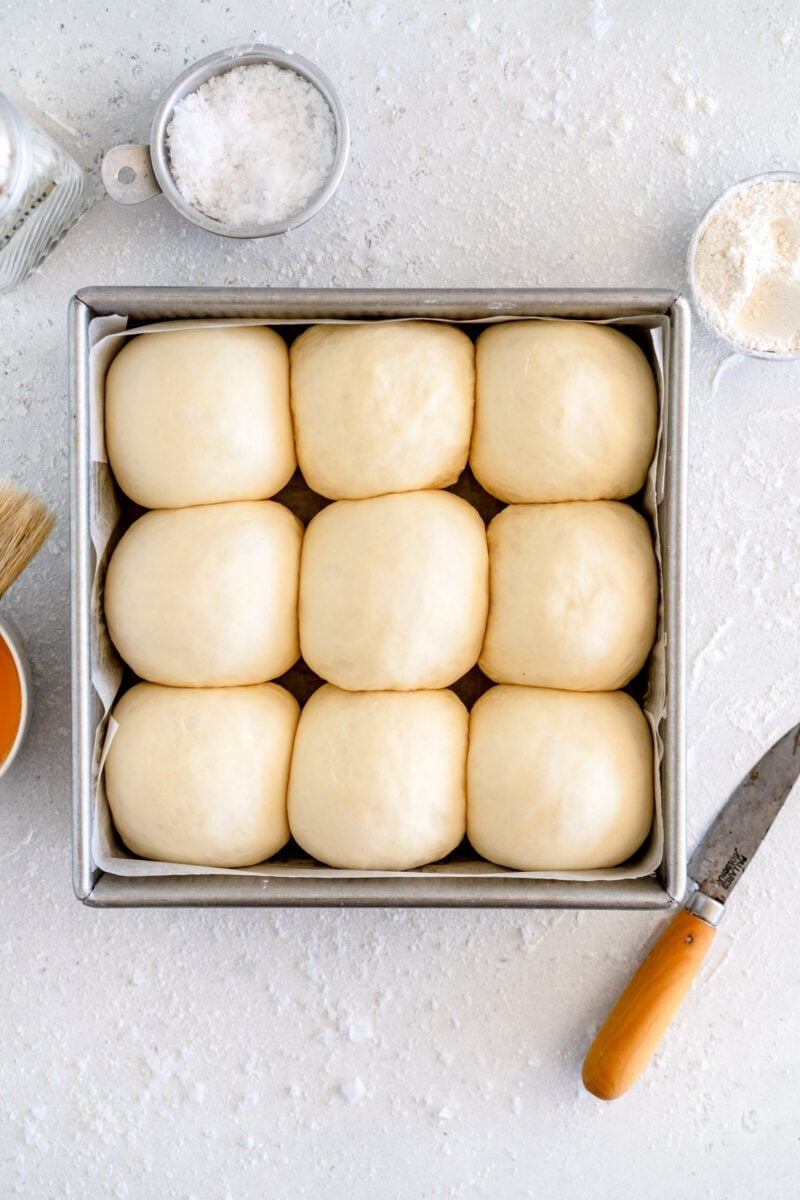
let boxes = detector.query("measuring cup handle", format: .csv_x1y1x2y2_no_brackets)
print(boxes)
101,144,162,204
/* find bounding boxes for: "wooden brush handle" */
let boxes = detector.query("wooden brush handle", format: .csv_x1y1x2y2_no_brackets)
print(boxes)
582,908,716,1100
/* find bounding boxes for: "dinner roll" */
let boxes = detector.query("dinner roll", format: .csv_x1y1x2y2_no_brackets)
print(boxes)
480,501,657,691
300,490,489,691
105,325,295,508
105,682,299,867
467,686,653,870
290,321,475,499
288,685,468,869
105,501,302,686
471,320,657,503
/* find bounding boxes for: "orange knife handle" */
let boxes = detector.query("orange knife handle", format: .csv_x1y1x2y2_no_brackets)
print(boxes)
582,908,717,1101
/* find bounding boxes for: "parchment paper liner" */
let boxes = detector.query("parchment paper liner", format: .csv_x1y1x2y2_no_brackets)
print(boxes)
87,312,668,882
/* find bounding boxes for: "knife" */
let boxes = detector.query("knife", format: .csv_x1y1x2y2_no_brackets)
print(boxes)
582,719,800,1101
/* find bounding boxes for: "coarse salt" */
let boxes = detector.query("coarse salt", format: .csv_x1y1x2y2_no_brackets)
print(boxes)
166,63,336,228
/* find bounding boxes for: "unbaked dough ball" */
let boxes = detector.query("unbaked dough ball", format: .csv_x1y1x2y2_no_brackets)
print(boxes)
105,682,299,867
290,321,475,499
105,325,295,508
105,500,302,686
467,685,653,871
480,501,657,691
471,320,657,503
288,684,468,869
300,490,489,691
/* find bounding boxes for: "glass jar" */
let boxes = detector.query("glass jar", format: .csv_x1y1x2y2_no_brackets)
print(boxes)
0,93,94,294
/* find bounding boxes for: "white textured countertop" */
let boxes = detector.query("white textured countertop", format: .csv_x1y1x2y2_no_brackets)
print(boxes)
2,2,800,1196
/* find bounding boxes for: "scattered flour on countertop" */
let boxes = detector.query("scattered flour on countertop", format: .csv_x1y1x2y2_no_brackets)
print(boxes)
346,1017,374,1043
586,0,613,40
693,178,800,353
340,1078,366,1103
166,63,336,227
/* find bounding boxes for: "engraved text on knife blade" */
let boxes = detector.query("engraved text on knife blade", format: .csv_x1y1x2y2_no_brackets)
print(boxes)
688,721,800,905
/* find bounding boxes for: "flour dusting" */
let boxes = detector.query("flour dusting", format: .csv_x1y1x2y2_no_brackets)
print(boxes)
693,177,800,353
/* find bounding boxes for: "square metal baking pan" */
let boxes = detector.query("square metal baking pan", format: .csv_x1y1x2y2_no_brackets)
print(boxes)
70,287,688,909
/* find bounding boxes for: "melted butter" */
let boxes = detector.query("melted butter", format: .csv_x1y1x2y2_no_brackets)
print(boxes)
0,633,22,763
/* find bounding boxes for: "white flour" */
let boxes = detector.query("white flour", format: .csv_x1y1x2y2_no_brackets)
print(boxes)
693,177,800,353
166,63,336,228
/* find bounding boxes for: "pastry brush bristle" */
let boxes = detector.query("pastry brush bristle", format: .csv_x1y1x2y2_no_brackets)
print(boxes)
0,482,56,597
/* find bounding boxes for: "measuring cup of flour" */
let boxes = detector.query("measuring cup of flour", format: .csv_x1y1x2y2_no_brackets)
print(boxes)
689,171,800,359
101,44,349,239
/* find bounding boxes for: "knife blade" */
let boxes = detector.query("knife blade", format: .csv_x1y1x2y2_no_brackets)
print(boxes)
582,719,800,1101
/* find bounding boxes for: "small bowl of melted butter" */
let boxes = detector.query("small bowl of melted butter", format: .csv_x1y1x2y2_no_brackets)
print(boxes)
0,614,31,780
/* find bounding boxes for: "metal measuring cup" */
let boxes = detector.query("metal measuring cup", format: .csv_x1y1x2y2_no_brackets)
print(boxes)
101,44,349,238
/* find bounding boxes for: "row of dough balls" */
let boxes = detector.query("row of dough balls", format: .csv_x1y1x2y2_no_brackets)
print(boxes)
105,681,653,872
105,320,658,507
104,491,658,694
